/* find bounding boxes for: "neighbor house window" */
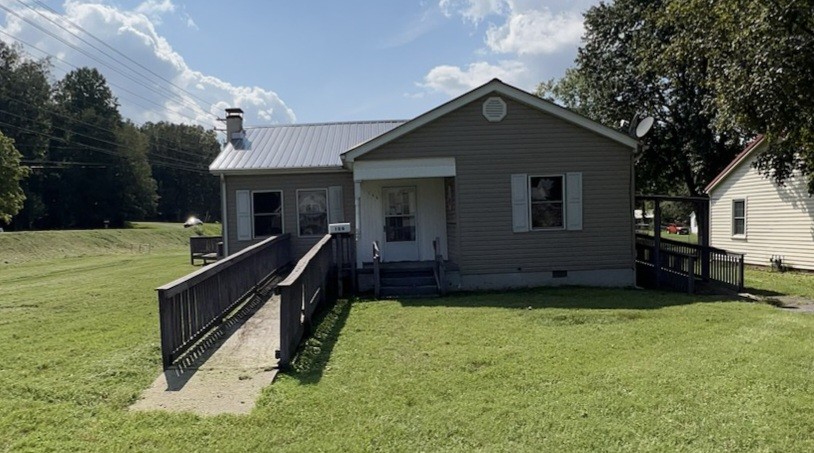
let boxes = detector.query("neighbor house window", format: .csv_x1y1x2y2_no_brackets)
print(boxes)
529,175,564,229
297,189,328,236
253,191,283,237
732,199,746,237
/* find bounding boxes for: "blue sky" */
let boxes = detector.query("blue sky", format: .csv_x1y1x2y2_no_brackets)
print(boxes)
0,0,600,131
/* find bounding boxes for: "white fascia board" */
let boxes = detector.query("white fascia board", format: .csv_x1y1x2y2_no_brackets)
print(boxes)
353,158,456,182
341,80,636,163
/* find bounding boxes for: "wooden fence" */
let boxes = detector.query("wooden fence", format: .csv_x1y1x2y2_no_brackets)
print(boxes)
157,234,291,369
635,234,744,292
278,234,336,368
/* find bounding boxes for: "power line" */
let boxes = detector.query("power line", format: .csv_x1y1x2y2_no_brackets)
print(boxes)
28,0,221,109
0,119,210,173
2,95,216,164
0,28,220,130
0,4,221,129
0,106,209,169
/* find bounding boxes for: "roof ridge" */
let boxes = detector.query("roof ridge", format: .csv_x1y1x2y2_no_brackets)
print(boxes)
244,119,408,129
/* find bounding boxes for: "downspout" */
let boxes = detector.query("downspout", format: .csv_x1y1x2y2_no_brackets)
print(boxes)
220,173,229,256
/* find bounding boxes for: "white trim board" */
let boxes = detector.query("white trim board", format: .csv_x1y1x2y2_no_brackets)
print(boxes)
353,157,456,182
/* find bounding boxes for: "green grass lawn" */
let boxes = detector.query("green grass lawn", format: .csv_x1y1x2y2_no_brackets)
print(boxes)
3,229,814,451
0,221,221,265
746,266,814,300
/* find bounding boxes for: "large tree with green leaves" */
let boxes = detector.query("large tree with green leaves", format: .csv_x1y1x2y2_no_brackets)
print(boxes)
0,42,52,228
660,0,814,192
538,0,745,196
48,68,156,228
0,131,29,224
142,122,220,222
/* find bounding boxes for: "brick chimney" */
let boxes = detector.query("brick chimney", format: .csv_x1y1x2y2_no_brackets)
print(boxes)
225,108,244,144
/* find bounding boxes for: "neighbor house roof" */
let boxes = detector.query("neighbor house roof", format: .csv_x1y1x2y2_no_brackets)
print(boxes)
341,78,638,164
209,120,405,174
704,135,766,193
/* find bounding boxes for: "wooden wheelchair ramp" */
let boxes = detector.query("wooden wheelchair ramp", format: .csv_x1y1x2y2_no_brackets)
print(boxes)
130,291,281,415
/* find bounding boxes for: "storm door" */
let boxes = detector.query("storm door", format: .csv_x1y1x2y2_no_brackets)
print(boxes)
382,186,419,261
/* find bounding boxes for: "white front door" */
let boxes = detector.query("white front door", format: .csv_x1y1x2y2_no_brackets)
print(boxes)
382,186,419,261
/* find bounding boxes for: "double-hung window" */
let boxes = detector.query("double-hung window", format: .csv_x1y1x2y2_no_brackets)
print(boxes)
297,189,328,236
732,199,746,237
529,175,565,229
253,191,283,237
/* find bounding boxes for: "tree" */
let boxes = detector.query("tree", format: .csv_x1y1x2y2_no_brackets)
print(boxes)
142,122,220,222
117,121,158,220
660,0,814,192
538,0,745,196
0,131,29,224
48,68,123,227
0,42,52,228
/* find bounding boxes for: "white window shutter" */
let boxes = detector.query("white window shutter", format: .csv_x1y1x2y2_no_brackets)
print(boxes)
328,185,344,223
511,174,529,232
236,190,251,241
566,172,583,231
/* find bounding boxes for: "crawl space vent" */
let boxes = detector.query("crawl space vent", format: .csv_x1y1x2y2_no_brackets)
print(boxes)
482,97,507,122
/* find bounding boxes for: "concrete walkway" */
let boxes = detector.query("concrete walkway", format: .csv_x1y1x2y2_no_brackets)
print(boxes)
130,295,281,415
741,292,814,313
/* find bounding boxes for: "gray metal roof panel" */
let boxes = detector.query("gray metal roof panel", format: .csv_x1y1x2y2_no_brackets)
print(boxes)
210,120,406,172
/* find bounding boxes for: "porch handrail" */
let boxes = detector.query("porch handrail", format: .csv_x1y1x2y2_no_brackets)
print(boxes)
432,237,447,296
372,241,381,298
157,234,291,369
278,234,335,367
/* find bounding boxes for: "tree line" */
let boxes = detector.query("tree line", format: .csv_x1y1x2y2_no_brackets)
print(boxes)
538,0,813,196
0,42,221,230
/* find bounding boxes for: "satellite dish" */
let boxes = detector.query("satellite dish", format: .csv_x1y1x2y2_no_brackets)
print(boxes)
634,116,655,138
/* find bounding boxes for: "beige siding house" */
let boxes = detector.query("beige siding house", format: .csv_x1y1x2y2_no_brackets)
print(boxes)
705,136,814,270
210,79,638,291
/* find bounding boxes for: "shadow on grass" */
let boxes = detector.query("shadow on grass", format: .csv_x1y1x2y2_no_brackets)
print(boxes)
386,286,742,310
285,297,353,385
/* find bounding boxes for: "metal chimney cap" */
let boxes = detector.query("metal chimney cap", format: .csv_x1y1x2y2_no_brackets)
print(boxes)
225,108,244,115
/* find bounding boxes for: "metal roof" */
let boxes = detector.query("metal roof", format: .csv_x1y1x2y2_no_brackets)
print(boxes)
210,120,405,173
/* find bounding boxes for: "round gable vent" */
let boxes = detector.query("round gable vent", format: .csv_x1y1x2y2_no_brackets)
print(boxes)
482,96,507,122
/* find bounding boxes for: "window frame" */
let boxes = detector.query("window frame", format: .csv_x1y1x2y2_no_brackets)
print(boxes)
296,188,329,238
528,174,566,231
732,198,746,239
251,189,284,238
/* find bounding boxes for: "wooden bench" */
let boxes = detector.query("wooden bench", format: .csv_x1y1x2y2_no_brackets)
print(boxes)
190,236,223,265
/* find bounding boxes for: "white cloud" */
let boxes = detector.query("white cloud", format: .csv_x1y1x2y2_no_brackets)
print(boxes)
135,0,175,17
439,0,505,23
420,60,529,96
0,0,294,128
420,0,593,97
485,9,583,55
184,14,198,30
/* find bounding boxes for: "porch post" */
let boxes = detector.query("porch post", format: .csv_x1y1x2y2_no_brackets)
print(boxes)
354,180,362,268
698,199,711,281
653,198,662,287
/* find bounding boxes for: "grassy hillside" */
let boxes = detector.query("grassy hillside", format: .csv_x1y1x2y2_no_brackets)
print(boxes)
0,222,221,265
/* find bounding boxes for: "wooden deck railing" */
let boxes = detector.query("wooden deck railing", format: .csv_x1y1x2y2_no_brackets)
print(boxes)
635,234,744,292
278,234,336,368
157,234,291,369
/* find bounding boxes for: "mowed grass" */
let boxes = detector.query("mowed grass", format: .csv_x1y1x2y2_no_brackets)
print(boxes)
0,221,220,265
746,266,814,300
2,229,814,451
